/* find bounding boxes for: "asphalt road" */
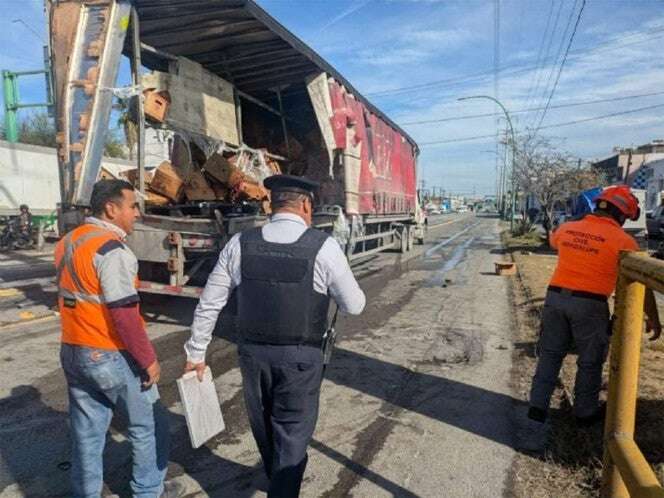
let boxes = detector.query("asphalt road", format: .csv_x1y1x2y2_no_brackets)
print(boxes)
0,212,519,497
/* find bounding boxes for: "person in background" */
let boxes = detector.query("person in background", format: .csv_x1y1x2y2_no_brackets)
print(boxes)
528,185,661,432
18,204,32,236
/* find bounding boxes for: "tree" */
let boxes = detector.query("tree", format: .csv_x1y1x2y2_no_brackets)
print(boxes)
103,129,128,159
18,112,57,147
9,111,128,159
116,97,138,160
513,133,605,241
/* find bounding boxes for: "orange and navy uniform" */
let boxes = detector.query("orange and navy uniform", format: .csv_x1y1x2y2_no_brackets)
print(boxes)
548,214,638,297
55,218,155,368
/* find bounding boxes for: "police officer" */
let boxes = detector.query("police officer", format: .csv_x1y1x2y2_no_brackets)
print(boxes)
184,175,366,497
528,185,660,429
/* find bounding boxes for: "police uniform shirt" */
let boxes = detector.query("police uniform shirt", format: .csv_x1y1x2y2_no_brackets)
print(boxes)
185,213,366,363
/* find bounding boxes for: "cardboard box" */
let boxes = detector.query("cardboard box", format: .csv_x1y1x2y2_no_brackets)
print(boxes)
184,170,216,201
150,161,184,202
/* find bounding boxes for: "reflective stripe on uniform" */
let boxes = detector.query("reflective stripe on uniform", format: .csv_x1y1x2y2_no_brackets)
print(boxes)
56,228,111,302
59,288,106,304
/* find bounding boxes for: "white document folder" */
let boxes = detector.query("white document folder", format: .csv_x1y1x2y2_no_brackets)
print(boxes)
176,367,225,448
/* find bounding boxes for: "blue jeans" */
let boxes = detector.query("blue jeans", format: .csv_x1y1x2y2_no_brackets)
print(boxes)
60,343,169,498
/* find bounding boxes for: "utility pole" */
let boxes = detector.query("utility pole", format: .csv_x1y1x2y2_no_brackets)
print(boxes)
458,95,516,231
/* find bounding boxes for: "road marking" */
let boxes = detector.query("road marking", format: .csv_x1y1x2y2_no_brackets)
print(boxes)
0,288,20,298
0,312,58,331
0,277,55,290
425,221,481,257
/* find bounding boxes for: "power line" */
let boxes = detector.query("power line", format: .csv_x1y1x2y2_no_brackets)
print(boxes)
535,0,587,131
521,0,555,112
400,90,664,126
530,0,579,128
419,102,664,146
368,24,664,99
524,0,564,115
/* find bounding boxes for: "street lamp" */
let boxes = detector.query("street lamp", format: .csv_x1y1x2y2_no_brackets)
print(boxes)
458,95,517,231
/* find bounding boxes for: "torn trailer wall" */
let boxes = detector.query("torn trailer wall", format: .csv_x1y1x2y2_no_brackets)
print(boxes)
307,74,418,216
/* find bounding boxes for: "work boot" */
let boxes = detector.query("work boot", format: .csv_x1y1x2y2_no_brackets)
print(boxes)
576,403,606,428
161,480,186,498
517,407,550,453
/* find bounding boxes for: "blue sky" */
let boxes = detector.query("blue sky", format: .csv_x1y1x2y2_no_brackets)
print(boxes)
2,0,664,195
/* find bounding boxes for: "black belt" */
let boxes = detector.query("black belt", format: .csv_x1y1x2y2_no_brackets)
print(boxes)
243,338,324,348
547,285,608,302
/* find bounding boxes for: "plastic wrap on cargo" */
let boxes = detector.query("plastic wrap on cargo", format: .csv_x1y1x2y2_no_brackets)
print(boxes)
330,206,350,249
233,147,274,184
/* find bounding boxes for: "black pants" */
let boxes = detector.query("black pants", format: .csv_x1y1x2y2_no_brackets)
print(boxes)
529,290,610,418
238,342,324,498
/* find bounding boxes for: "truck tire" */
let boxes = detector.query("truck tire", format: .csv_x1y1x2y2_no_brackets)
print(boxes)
406,226,414,251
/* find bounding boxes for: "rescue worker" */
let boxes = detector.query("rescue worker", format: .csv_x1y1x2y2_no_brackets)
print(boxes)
56,180,171,497
528,185,661,428
184,175,366,497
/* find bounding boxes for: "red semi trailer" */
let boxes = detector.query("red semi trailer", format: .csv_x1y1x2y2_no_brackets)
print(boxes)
48,0,425,297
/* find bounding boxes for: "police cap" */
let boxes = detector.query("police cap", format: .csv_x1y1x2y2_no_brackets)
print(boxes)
264,174,319,199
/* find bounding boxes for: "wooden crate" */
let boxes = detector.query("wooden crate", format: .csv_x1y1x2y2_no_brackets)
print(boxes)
145,189,170,207
184,170,216,201
143,89,171,123
494,262,517,276
150,161,184,202
203,153,241,186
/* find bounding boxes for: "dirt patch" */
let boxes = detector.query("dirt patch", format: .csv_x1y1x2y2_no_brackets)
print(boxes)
504,232,664,497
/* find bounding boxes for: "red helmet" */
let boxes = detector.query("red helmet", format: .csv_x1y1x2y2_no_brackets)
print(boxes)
594,185,640,221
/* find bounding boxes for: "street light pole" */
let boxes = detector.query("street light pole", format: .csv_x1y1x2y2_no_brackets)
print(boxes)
458,95,517,232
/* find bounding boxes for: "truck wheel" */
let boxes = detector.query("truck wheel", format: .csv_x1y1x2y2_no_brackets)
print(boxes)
406,227,414,251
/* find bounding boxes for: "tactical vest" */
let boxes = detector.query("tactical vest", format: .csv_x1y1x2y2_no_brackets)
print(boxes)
238,227,331,345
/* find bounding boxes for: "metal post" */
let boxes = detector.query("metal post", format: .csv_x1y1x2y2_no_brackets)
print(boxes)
274,86,290,157
43,45,54,117
601,270,646,498
234,89,243,145
130,7,145,211
3,70,19,142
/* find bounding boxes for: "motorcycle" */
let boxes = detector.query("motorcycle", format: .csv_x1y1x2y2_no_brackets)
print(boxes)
0,218,34,251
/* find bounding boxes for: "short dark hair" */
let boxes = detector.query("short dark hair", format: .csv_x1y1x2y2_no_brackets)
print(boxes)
270,191,311,211
89,179,135,216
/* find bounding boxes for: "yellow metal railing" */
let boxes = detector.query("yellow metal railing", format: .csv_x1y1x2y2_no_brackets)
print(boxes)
601,252,664,498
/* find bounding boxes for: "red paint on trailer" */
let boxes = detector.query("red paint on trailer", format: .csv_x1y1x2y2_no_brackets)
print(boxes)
327,79,417,216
